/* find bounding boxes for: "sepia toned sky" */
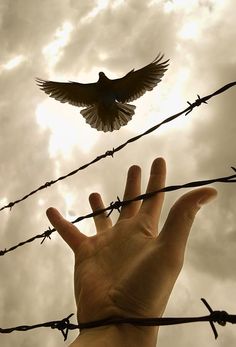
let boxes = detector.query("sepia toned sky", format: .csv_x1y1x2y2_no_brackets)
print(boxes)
0,0,236,346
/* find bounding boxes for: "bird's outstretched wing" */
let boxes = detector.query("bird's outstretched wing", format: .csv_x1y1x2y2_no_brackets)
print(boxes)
35,78,98,107
111,53,169,103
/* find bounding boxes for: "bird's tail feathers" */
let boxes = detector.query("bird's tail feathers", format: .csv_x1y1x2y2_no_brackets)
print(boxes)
80,105,103,130
116,102,136,129
80,102,136,132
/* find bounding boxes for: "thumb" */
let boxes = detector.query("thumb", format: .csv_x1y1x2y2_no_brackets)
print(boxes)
159,187,217,258
46,207,86,252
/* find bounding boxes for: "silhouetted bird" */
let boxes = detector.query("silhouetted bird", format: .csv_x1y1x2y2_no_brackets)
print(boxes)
36,53,169,132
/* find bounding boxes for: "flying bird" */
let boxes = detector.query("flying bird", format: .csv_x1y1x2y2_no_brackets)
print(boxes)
36,53,169,132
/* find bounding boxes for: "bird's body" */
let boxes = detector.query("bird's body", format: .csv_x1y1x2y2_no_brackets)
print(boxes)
36,54,169,132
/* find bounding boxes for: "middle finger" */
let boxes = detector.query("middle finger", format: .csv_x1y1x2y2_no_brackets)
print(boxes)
118,165,141,220
139,157,166,232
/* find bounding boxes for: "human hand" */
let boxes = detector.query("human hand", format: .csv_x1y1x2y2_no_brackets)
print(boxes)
46,157,217,327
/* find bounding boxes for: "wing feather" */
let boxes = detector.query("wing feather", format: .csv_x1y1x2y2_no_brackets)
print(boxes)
111,53,169,103
35,78,98,106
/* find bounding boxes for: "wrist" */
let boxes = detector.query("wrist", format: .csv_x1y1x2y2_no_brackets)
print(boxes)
69,324,158,347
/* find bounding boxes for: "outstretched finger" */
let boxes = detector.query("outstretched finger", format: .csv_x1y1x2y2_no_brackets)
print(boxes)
89,193,112,233
118,165,141,220
46,207,87,253
139,157,166,232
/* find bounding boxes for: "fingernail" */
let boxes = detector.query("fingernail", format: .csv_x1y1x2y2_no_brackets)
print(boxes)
151,157,165,174
155,157,163,165
128,165,140,178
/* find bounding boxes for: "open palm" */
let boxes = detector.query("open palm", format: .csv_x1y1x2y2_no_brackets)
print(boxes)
46,158,217,325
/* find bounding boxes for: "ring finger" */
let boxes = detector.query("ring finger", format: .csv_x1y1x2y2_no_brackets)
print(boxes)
89,192,112,233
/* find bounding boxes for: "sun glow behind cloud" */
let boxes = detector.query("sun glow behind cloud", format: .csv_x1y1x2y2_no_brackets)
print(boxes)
81,0,109,23
42,21,73,70
35,100,100,158
2,55,25,71
178,21,200,40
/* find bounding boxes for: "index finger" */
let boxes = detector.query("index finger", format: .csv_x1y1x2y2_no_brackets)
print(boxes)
46,207,87,253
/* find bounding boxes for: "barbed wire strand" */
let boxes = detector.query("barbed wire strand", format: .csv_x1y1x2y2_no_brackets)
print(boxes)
1,167,235,256
0,81,235,213
0,299,236,341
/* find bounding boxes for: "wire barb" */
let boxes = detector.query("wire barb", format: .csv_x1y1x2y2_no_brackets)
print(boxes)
201,298,220,339
186,94,208,115
0,248,7,256
107,196,122,217
44,180,55,188
201,298,233,339
40,227,53,244
105,148,115,157
51,313,74,341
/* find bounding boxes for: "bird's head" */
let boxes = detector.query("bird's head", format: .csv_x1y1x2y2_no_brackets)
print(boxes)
98,71,108,82
99,72,105,77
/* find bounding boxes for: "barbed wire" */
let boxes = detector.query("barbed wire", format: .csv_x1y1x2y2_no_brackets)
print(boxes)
1,167,235,257
0,299,235,341
0,81,235,213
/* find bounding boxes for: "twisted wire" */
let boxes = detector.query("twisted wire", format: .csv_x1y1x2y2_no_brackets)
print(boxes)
1,299,235,340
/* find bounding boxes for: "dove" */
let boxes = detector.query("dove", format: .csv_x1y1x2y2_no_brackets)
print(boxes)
36,53,169,132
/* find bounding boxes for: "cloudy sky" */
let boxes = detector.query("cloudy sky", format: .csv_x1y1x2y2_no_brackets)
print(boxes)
0,0,236,346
